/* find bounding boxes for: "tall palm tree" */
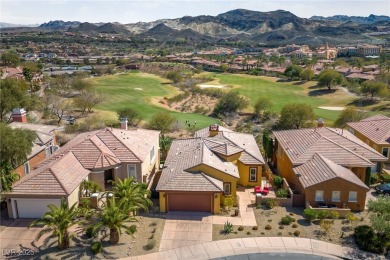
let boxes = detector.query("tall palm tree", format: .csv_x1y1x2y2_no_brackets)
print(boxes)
29,199,80,250
111,177,152,215
93,198,137,244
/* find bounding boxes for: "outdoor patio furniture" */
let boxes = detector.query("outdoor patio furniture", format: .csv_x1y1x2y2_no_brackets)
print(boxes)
316,202,327,208
254,186,269,195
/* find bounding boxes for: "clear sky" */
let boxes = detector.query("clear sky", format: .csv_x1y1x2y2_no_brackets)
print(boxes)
1,0,389,25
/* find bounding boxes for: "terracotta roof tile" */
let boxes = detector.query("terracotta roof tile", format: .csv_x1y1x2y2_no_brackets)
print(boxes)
294,153,369,190
347,115,390,145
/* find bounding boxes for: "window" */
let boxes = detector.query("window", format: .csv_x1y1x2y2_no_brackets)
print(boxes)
127,164,137,180
45,147,51,158
383,148,389,158
249,168,257,182
223,183,231,195
348,191,357,202
150,146,155,163
24,162,30,174
315,190,324,201
332,191,340,202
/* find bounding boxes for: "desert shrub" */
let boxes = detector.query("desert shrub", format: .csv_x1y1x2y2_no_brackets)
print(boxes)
318,210,329,220
265,225,272,230
256,203,262,209
85,227,94,238
281,215,294,225
273,176,284,188
151,228,156,234
381,174,390,183
303,208,318,222
238,226,244,231
91,241,102,254
223,196,235,211
149,234,154,239
278,232,282,236
276,188,289,198
145,239,156,250
246,231,251,235
279,225,284,229
293,230,301,236
292,223,298,228
268,219,272,222
370,173,380,184
252,226,259,231
320,220,333,235
289,212,294,216
354,225,389,254
264,198,276,209
223,221,234,234
328,211,339,221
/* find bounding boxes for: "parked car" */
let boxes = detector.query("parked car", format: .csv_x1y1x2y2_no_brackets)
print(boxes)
375,183,390,195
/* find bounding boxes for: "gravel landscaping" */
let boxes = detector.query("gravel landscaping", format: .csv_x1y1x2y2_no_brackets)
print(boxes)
213,205,371,248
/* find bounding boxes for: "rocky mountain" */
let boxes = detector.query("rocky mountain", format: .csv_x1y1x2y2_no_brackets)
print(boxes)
96,23,130,34
39,20,81,29
68,22,98,33
310,14,390,24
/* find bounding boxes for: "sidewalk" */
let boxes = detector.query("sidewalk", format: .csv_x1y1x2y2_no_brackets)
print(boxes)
123,237,383,260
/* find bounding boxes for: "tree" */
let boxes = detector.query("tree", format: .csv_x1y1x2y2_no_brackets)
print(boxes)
318,69,344,90
300,69,315,81
22,61,40,73
71,77,91,94
254,97,272,118
96,58,102,65
52,97,70,123
1,50,20,67
361,81,388,100
22,68,33,84
92,198,137,244
147,112,175,133
367,195,390,235
0,79,32,121
83,58,90,65
262,130,274,162
0,123,35,168
220,64,228,73
166,71,182,84
117,107,141,127
73,91,103,115
79,180,102,198
0,163,19,201
160,135,173,161
334,107,367,128
111,177,152,215
278,103,315,129
213,91,249,117
284,65,303,80
29,199,80,250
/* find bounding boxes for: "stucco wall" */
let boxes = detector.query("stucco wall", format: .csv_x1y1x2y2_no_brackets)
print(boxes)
237,161,262,187
67,185,80,206
15,149,47,178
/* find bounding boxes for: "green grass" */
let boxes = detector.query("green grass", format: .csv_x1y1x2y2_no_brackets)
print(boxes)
90,72,218,129
213,74,353,125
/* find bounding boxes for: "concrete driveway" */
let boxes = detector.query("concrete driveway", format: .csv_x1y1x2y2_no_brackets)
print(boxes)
0,219,42,255
159,212,213,251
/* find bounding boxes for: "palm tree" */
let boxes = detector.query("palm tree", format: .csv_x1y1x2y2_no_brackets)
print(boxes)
29,199,80,250
93,198,137,244
79,179,102,198
160,135,173,161
111,177,152,215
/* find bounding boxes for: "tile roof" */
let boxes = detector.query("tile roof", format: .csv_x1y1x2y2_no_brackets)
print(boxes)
294,153,369,190
9,122,58,135
194,125,233,138
11,128,159,197
11,153,90,196
157,127,265,192
347,115,390,145
273,127,386,167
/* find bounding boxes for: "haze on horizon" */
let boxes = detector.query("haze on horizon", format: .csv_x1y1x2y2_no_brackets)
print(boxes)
1,0,389,25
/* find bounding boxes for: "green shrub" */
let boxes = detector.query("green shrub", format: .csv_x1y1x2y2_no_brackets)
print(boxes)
223,197,235,210
145,239,156,250
85,227,94,238
278,232,282,236
273,176,284,188
267,219,272,222
279,225,284,229
293,230,300,237
252,226,259,231
264,199,276,209
292,223,298,228
246,231,251,235
281,215,294,225
223,221,234,234
276,188,289,198
318,210,329,220
238,226,244,231
265,225,272,230
354,225,388,254
91,241,102,254
303,208,318,222
328,211,339,221
370,173,380,184
151,228,156,234
149,234,154,239
381,174,390,183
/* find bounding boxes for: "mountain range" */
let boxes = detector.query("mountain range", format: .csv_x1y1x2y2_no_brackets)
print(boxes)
2,9,389,45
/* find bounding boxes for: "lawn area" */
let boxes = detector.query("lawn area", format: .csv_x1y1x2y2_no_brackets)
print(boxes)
209,73,356,125
89,72,218,129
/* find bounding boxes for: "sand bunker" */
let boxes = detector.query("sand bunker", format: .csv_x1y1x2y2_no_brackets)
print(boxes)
134,88,143,91
198,84,226,89
318,106,345,111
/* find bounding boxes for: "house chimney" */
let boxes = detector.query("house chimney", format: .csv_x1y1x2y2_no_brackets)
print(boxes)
317,118,324,128
120,118,128,130
11,108,27,123
209,124,219,137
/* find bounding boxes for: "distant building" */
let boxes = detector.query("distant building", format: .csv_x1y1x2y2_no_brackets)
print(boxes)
357,44,382,56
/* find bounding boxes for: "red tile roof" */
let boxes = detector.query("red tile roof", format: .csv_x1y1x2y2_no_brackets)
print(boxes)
347,115,390,145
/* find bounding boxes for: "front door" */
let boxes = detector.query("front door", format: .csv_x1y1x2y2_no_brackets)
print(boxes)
104,169,114,190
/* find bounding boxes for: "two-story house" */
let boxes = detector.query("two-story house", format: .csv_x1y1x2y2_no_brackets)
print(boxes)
273,126,386,211
347,115,390,164
157,125,265,214
6,127,160,218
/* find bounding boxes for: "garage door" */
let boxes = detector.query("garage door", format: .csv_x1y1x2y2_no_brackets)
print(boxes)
14,199,61,218
168,193,212,212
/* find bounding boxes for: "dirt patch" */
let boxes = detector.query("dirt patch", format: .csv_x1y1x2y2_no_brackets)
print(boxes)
213,206,371,248
155,93,218,115
318,106,345,111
